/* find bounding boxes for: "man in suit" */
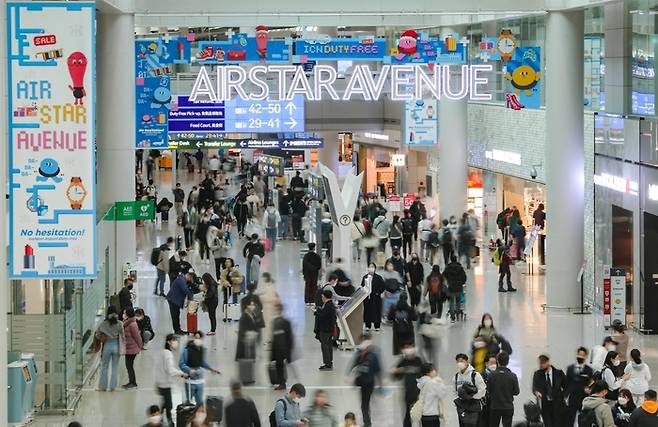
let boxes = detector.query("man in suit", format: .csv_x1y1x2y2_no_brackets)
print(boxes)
565,347,594,426
532,354,567,427
314,289,336,371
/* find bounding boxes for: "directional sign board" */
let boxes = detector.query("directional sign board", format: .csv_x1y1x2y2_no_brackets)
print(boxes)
168,137,324,150
169,95,304,133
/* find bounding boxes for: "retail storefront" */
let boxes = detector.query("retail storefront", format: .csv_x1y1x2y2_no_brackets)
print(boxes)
593,113,658,333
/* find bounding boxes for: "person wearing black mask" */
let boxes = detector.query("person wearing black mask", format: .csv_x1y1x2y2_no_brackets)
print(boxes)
118,278,134,316
565,347,594,426
405,253,424,307
532,354,567,427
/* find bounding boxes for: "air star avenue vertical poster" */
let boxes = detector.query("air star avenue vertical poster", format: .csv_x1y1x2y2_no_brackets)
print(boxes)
7,2,96,278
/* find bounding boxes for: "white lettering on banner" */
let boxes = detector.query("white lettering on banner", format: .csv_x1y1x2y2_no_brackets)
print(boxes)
594,173,639,196
485,149,521,165
189,64,492,102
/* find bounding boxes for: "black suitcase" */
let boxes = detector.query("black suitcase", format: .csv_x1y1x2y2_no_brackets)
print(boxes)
176,401,196,426
268,361,287,385
206,396,223,423
239,359,255,385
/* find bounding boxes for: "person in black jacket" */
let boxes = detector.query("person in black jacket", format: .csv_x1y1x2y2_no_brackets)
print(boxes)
443,255,467,321
242,234,265,287
233,197,249,237
271,304,294,390
290,195,308,241
532,354,567,427
315,289,336,371
361,263,385,331
302,243,323,305
225,381,261,427
387,292,418,355
405,253,424,307
118,278,134,316
349,333,381,427
488,351,519,427
393,343,424,427
235,301,262,365
201,273,219,335
387,250,406,280
564,347,594,426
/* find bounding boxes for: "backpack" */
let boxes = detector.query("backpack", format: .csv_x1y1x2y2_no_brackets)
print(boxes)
429,231,440,247
266,210,277,229
394,309,412,335
492,248,502,266
429,275,441,295
440,228,452,245
578,408,599,427
269,398,287,427
150,246,162,266
402,218,414,234
454,370,478,394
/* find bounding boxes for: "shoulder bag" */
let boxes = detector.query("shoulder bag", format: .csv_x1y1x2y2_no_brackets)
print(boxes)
410,380,430,423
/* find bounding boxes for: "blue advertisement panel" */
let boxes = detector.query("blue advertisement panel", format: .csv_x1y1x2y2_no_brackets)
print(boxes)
293,37,387,61
136,39,172,148
196,33,291,64
388,30,467,64
7,2,96,278
504,47,541,110
404,99,438,146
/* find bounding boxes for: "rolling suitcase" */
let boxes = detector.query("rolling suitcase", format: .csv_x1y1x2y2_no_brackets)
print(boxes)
268,360,286,386
176,383,197,426
238,336,256,385
206,396,223,423
187,311,198,334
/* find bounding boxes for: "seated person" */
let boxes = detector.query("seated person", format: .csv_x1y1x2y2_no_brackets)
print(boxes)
135,308,154,349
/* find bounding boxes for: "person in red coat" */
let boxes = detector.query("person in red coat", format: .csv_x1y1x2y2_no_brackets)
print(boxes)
123,307,142,389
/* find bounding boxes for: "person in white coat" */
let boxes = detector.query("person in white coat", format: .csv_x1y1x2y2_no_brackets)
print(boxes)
416,363,448,426
257,272,280,345
155,334,188,425
624,348,652,404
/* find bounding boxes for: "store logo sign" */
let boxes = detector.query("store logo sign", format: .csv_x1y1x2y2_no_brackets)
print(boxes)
189,64,492,102
593,173,639,196
485,149,521,165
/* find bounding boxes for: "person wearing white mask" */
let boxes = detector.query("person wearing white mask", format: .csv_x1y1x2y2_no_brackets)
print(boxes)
360,263,385,332
179,331,221,406
481,355,499,427
142,405,163,427
273,383,308,427
155,334,188,425
591,336,618,372
601,351,631,401
453,353,487,401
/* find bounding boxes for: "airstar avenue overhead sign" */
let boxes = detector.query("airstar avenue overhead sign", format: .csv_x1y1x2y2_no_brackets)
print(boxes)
189,64,493,102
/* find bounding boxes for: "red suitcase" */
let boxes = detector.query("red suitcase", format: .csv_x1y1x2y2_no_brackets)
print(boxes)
187,312,198,334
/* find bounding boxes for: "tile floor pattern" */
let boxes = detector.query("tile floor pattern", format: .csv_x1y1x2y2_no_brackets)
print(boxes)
32,166,658,427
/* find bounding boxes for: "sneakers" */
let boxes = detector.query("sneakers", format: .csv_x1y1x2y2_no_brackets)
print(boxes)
319,365,333,371
498,288,507,293
274,384,286,391
507,287,517,292
122,383,137,390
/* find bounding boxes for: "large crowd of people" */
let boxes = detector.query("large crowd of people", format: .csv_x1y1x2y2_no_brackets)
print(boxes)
78,152,658,427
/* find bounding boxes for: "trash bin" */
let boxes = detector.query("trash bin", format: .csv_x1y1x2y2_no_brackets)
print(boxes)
8,360,30,423
21,353,37,414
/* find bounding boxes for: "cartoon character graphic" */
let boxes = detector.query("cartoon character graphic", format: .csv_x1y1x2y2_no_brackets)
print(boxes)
215,48,225,62
67,52,87,105
36,158,62,183
151,86,172,110
256,25,269,61
397,30,419,57
505,59,541,96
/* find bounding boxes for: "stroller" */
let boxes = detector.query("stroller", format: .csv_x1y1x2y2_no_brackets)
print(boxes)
448,285,467,322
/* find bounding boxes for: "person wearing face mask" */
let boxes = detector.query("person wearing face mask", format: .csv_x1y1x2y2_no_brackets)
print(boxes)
624,349,652,405
565,347,594,426
236,300,264,384
387,250,406,280
424,265,445,319
405,253,425,308
487,351,519,427
480,356,498,427
315,289,337,371
272,383,308,427
142,405,163,427
443,255,467,322
591,336,618,372
387,293,418,356
601,351,632,401
95,306,125,392
531,354,567,427
361,263,385,332
167,269,196,335
392,343,425,427
381,260,404,319
416,363,448,427
118,278,134,316
155,334,188,426
580,380,615,427
612,320,631,364
154,237,174,296
454,354,487,403
135,308,154,350
613,389,637,427
349,334,382,427
122,307,142,389
179,332,221,405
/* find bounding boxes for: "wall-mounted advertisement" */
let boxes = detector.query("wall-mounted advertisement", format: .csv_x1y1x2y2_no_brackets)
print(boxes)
135,39,173,148
503,47,541,110
388,30,467,64
293,37,387,61
7,2,96,278
404,99,438,145
196,31,291,64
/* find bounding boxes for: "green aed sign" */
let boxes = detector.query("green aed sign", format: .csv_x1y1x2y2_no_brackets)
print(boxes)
113,200,155,221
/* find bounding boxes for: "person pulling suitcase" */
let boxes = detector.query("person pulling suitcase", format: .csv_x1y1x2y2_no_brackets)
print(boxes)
179,332,221,406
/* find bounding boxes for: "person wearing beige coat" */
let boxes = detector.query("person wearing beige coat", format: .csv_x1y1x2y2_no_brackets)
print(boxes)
257,272,280,344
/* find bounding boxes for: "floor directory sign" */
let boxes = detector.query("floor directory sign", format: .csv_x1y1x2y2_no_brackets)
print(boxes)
7,2,96,278
404,99,438,145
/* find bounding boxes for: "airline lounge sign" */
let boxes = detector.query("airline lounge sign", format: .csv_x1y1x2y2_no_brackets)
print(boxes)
189,64,493,102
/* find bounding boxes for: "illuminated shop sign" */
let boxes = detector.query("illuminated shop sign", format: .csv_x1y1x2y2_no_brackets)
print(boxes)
485,149,521,165
189,64,493,102
593,173,639,196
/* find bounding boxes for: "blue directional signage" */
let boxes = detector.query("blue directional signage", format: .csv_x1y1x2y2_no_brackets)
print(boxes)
168,96,304,133
166,135,324,150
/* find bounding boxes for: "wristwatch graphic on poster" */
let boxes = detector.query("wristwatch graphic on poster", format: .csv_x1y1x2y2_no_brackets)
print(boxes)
66,177,88,209
497,29,516,62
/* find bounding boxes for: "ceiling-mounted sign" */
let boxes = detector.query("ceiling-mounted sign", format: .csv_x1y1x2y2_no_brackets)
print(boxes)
404,99,438,146
258,155,285,177
388,30,468,64
293,37,387,61
504,46,541,110
196,32,291,64
8,2,96,278
167,137,323,150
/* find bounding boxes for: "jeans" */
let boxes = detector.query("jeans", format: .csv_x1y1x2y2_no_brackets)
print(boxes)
266,227,277,250
125,353,137,385
99,339,120,391
498,266,512,288
319,331,333,367
279,215,290,238
360,382,375,426
292,217,303,240
489,409,513,427
175,202,183,223
185,381,204,406
207,299,218,332
158,387,173,423
168,300,182,333
442,244,453,266
155,269,167,294
245,259,252,286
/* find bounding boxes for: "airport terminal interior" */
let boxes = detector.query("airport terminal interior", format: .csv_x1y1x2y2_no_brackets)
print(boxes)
7,0,658,426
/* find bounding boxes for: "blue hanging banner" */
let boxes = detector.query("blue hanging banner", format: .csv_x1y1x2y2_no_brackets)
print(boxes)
293,37,387,61
196,32,291,64
503,46,541,110
387,30,467,64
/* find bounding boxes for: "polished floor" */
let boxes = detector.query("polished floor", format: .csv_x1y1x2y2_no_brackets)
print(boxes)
33,164,658,427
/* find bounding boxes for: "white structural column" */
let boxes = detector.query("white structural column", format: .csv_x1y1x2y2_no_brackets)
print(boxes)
605,2,632,114
97,12,137,284
545,11,585,308
438,30,468,221
0,0,8,421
